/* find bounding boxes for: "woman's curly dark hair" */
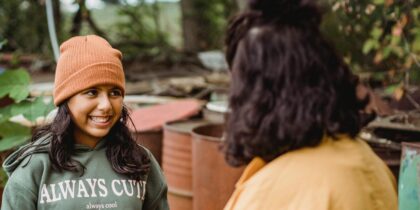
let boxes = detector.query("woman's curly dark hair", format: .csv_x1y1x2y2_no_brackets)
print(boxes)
223,0,370,166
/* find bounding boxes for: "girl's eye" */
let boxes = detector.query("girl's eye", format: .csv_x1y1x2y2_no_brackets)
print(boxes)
110,89,122,97
85,89,98,96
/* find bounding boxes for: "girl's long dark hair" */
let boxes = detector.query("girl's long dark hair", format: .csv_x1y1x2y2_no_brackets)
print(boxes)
31,104,150,180
223,0,370,166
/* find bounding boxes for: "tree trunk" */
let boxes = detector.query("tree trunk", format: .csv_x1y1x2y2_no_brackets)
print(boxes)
151,2,164,44
70,0,83,36
70,0,107,39
180,0,200,53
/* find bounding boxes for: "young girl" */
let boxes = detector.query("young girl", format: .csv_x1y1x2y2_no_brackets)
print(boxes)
1,35,168,210
223,0,398,209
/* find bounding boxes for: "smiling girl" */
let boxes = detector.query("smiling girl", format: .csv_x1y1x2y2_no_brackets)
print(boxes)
1,35,169,210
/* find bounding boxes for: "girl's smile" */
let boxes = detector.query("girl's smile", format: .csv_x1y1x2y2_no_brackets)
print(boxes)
67,85,123,148
89,115,113,127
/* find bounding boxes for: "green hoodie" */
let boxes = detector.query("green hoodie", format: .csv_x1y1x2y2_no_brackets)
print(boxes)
1,135,169,210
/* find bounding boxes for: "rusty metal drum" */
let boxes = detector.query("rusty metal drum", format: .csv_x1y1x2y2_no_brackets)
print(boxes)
133,129,163,165
163,119,209,210
192,124,244,210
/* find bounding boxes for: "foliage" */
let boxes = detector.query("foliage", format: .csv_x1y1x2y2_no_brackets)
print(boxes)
111,0,237,53
193,0,237,50
0,0,51,55
324,0,420,85
102,0,123,4
0,167,6,188
0,69,55,152
113,0,173,59
0,0,238,63
0,69,30,103
0,40,7,50
0,122,31,152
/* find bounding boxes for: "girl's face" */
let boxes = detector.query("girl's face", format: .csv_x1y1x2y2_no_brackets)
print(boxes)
67,85,123,147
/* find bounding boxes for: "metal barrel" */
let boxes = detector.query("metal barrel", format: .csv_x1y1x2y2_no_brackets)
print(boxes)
191,124,244,210
163,119,208,210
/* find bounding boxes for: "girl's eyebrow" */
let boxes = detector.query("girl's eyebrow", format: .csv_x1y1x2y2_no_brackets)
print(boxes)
87,86,118,90
85,86,98,89
83,87,98,91
109,87,122,91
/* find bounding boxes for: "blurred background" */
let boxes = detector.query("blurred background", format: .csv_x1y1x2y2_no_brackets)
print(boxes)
1,0,420,209
1,0,419,79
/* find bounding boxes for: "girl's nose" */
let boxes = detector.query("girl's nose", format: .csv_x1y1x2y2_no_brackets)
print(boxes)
97,94,112,111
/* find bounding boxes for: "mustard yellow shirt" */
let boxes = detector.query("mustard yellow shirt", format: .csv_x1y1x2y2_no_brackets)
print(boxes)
224,136,397,210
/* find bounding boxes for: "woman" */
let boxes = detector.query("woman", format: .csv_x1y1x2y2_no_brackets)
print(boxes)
1,35,169,210
223,0,398,209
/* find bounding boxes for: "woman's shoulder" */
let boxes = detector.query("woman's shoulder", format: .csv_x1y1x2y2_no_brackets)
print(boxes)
234,139,397,209
249,136,388,183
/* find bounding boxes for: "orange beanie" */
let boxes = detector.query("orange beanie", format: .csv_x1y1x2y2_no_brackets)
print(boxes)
53,35,125,106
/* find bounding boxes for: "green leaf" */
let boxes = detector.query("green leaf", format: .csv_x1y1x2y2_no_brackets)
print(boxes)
372,72,385,81
412,37,420,52
373,0,384,5
0,121,30,137
384,84,400,95
391,46,405,58
0,167,8,187
411,28,420,36
0,121,30,151
391,35,401,46
0,69,30,102
0,135,30,152
382,46,393,59
371,27,383,39
0,39,7,50
363,39,378,54
0,106,12,123
10,97,55,122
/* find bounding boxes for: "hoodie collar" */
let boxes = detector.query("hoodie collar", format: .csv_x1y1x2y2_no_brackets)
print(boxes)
2,134,51,176
74,137,108,151
2,134,109,176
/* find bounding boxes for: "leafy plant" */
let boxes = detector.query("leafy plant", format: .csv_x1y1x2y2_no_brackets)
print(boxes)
324,0,420,85
114,0,172,59
193,0,237,50
0,68,54,152
0,0,51,55
0,167,7,188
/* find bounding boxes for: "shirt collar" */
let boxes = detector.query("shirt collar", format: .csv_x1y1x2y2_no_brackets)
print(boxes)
235,157,266,187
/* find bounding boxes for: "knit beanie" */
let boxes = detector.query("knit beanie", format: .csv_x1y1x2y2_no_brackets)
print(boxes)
53,35,125,106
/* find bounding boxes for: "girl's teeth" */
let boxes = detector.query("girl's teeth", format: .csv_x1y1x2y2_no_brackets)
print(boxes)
90,116,110,123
